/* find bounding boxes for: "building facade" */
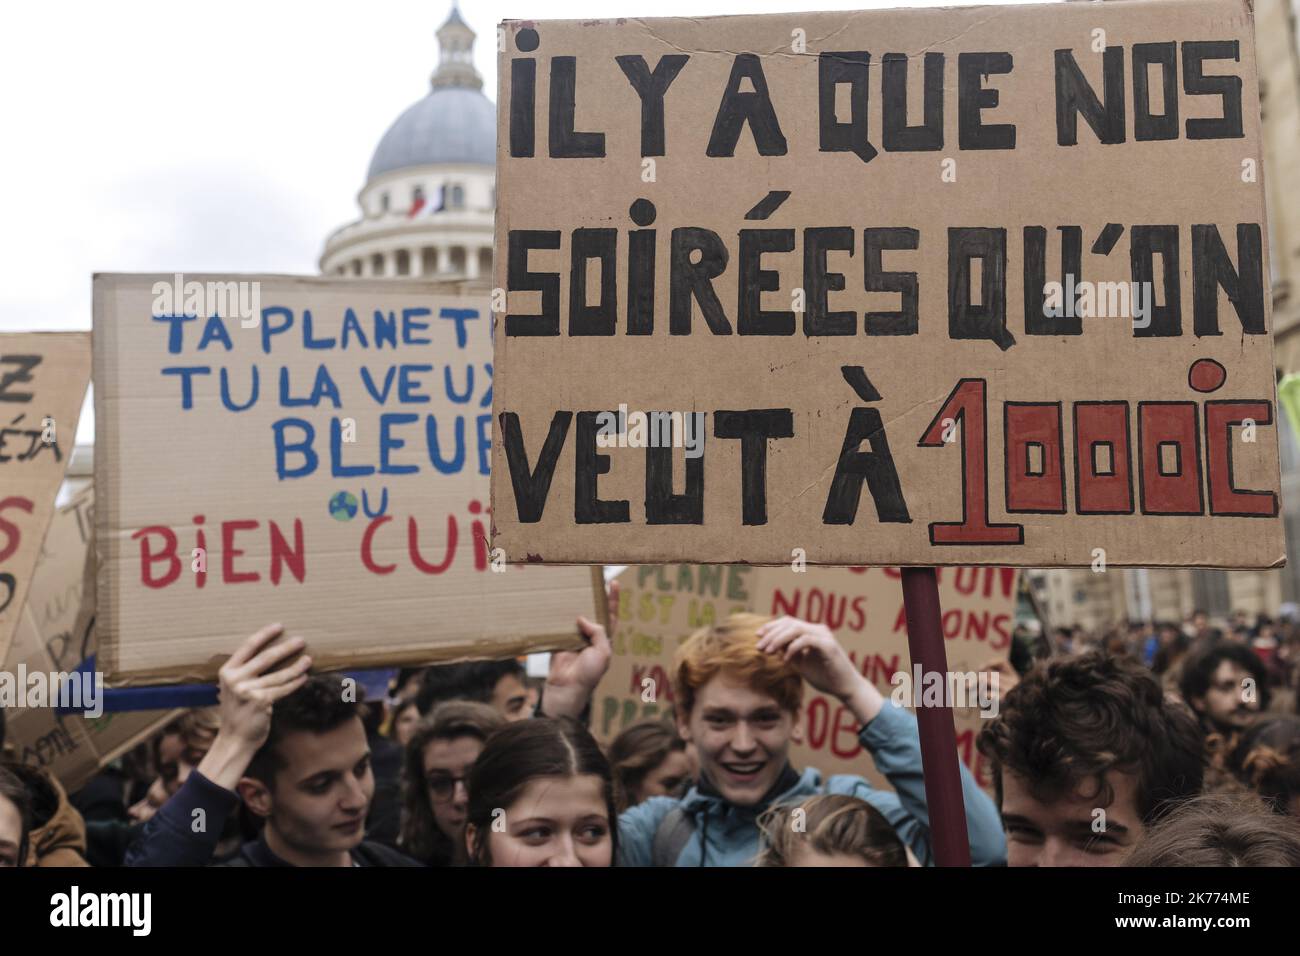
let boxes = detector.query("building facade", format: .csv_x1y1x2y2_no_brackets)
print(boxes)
319,5,494,281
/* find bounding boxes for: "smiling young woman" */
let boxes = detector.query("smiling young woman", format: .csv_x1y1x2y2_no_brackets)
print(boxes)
464,718,618,868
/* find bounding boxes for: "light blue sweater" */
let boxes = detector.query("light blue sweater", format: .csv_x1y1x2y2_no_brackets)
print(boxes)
617,701,1007,866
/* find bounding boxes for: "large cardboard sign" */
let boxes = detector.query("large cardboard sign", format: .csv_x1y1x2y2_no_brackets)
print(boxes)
492,0,1284,569
2,488,179,792
596,564,1015,793
94,275,600,685
0,333,90,665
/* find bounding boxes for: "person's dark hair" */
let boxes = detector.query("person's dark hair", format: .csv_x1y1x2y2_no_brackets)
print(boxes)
0,764,31,866
465,718,617,866
756,794,908,867
0,703,7,750
608,720,688,812
1178,640,1271,717
977,652,1203,825
1127,792,1300,866
1229,715,1300,814
416,660,527,716
244,675,365,788
400,701,504,866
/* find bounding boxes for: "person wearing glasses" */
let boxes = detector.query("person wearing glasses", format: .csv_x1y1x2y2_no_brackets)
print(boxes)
399,702,504,865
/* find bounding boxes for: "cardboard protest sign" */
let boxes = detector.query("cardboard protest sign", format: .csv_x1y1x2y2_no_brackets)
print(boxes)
595,564,1015,793
2,488,179,793
94,275,602,685
492,0,1284,569
0,333,90,665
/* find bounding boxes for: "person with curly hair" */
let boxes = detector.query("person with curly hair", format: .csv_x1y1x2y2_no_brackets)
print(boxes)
977,652,1203,866
399,701,503,865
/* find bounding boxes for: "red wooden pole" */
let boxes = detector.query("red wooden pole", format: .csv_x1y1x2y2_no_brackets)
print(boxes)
900,566,972,867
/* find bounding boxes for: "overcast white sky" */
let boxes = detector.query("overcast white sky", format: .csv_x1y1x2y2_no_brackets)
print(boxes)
0,0,1041,440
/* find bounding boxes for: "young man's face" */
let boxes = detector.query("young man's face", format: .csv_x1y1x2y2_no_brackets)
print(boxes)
1194,660,1259,731
677,673,795,807
422,734,484,843
491,673,531,722
1000,769,1144,866
265,717,374,855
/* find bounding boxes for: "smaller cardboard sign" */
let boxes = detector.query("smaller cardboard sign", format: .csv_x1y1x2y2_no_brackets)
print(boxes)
595,564,1016,794
0,333,90,665
2,489,179,793
93,275,602,684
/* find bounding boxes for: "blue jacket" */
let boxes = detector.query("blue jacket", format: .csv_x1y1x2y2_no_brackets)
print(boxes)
617,702,1007,866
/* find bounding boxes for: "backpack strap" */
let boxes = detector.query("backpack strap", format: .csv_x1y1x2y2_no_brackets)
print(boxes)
650,806,696,867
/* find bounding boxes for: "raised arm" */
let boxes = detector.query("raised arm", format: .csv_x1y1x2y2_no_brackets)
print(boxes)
126,624,311,866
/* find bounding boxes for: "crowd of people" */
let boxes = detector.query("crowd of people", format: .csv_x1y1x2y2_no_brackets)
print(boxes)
2,585,1300,868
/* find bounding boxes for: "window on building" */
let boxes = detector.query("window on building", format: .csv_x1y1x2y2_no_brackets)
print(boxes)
380,192,390,213
450,184,465,209
371,253,384,275
396,249,410,276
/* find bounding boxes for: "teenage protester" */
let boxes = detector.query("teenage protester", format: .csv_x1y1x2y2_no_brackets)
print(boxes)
1126,792,1300,866
127,605,612,867
1,760,90,866
755,794,910,867
611,614,1006,866
125,624,416,867
80,709,235,867
0,765,32,868
0,705,90,867
1179,640,1270,736
465,718,617,867
400,701,504,865
127,709,220,823
977,652,1204,866
608,720,692,812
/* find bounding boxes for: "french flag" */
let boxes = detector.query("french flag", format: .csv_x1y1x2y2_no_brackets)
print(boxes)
408,185,445,218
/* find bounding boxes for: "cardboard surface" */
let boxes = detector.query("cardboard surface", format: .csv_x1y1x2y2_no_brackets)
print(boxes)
94,275,601,685
596,564,1016,794
492,0,1284,569
0,333,90,664
2,488,179,793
